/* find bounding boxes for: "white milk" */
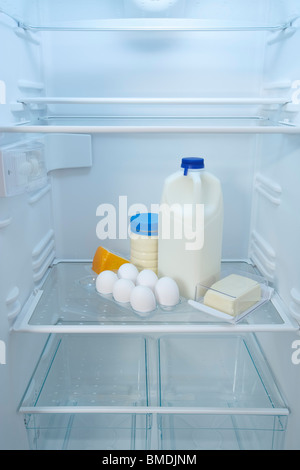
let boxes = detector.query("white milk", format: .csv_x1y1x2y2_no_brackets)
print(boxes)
158,158,223,299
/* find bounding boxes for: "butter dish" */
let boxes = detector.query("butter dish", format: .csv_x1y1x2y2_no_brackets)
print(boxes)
190,268,274,323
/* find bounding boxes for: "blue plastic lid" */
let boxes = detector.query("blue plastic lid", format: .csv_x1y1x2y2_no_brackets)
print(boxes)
130,213,158,236
181,157,205,175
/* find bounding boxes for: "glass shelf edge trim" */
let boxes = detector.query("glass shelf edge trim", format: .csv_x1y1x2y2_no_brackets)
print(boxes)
18,97,291,105
1,125,299,134
18,405,290,415
0,9,298,32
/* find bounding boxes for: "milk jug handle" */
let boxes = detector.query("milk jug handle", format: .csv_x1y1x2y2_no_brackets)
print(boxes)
190,171,202,205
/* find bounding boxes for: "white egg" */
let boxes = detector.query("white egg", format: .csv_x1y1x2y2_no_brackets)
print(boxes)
154,276,180,307
113,278,135,303
118,263,139,283
96,270,118,295
130,285,156,313
136,269,158,291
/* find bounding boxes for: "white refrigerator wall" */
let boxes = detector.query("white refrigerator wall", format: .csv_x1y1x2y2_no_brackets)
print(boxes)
0,0,300,450
253,11,300,450
0,10,53,449
49,134,257,261
42,20,266,260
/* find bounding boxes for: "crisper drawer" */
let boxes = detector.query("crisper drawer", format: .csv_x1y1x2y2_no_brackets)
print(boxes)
19,334,150,450
158,334,288,450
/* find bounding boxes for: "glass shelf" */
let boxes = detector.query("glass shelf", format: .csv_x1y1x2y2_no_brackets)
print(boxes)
13,260,298,334
1,95,297,134
18,332,288,450
0,7,297,33
15,19,298,33
20,334,149,409
1,116,299,135
41,116,269,126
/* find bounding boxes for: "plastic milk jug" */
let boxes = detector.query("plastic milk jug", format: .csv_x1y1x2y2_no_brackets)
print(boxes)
158,157,223,299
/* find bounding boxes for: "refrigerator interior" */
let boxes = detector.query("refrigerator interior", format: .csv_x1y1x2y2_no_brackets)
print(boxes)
0,0,300,450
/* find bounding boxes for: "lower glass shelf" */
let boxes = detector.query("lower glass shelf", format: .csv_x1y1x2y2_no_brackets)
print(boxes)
13,260,297,333
19,333,288,450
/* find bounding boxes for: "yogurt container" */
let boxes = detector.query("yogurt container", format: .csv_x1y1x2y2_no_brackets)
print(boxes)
130,213,158,274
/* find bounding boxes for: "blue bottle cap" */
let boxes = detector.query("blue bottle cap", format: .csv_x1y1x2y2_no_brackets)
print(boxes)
130,213,158,236
181,157,205,175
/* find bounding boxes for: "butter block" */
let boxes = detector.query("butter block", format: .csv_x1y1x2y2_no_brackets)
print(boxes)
203,274,261,316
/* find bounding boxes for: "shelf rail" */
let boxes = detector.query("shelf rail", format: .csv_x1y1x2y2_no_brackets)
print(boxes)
1,97,297,134
18,97,291,105
1,124,300,135
0,8,299,33
18,405,289,416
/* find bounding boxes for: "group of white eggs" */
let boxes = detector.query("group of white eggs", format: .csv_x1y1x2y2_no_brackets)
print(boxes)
96,263,180,314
